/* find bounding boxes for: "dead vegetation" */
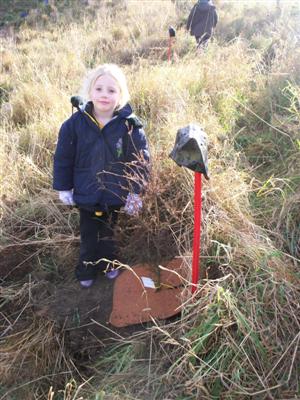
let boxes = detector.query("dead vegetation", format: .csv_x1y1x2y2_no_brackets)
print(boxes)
0,0,299,399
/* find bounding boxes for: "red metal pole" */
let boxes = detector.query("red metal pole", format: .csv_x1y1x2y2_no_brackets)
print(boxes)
192,172,202,293
168,37,172,62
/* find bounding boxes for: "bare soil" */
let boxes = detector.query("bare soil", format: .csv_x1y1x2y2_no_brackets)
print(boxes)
32,270,150,358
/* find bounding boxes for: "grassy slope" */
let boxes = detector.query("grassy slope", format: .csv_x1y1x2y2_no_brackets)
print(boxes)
0,1,299,399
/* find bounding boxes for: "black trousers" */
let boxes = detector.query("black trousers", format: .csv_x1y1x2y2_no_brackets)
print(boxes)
75,208,119,280
195,33,211,48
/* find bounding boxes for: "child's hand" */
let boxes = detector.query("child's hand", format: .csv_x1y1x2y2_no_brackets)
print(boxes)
124,193,142,216
59,190,75,206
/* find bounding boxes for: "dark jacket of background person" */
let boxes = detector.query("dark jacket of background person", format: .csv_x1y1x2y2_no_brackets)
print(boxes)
187,0,218,43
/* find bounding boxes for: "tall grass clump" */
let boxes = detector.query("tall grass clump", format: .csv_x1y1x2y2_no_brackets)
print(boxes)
232,13,300,258
0,0,299,399
0,281,74,399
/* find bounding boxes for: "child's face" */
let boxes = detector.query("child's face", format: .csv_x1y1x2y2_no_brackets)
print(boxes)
90,74,121,116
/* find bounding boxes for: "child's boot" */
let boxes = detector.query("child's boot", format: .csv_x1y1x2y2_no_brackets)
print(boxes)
79,279,94,288
105,269,120,279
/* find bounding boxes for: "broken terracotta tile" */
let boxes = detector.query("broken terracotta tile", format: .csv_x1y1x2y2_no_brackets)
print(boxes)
109,258,188,328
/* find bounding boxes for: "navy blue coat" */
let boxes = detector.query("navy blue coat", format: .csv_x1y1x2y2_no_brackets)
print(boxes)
53,102,150,211
187,1,218,39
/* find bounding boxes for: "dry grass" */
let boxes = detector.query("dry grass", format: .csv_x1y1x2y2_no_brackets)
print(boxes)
0,0,299,399
83,261,299,399
0,282,74,400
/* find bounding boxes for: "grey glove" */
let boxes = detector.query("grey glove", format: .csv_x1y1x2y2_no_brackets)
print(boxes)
58,190,75,206
124,193,142,216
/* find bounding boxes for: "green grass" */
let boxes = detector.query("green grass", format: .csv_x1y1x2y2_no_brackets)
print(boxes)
0,0,43,27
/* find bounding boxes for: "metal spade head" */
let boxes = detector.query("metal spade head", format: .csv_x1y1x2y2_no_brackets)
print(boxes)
169,123,209,179
168,26,176,37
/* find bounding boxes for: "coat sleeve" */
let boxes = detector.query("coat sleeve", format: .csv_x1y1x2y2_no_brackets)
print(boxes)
53,119,76,191
125,127,150,194
187,5,196,31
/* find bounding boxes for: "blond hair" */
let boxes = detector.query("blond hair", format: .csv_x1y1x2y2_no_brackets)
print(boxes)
81,64,130,110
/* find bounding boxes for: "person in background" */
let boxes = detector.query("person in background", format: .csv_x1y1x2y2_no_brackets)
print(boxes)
53,64,150,288
187,0,218,49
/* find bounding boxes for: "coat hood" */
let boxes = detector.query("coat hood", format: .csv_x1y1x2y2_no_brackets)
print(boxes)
70,96,134,120
84,101,134,119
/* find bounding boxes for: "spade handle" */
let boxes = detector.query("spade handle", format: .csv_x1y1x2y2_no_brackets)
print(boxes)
192,172,202,293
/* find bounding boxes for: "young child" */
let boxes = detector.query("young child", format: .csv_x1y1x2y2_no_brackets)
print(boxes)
53,64,150,288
